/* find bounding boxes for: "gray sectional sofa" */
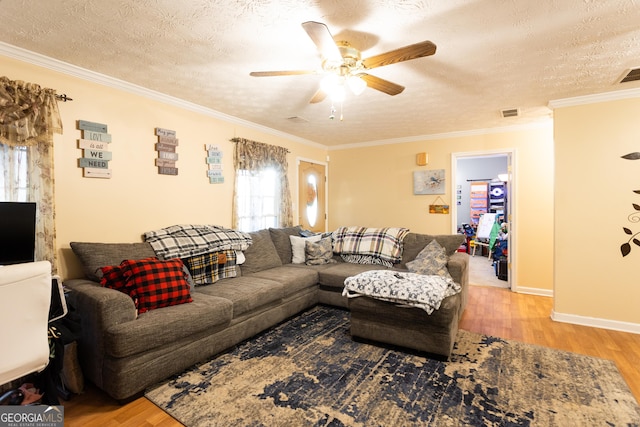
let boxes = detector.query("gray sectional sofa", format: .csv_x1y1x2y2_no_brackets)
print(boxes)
66,226,468,402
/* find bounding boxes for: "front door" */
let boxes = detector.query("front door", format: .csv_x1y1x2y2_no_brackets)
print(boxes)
298,161,326,232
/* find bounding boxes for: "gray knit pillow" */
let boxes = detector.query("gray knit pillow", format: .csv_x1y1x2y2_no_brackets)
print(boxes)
405,239,451,278
305,238,336,265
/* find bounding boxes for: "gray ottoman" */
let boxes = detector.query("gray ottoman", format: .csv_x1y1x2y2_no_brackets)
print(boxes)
348,293,464,360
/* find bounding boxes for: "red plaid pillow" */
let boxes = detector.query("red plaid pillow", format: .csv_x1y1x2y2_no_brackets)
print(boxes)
99,257,158,294
99,264,128,291
120,258,193,313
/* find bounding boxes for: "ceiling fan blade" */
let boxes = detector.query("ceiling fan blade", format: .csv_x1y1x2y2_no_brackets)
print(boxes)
360,74,405,96
250,70,316,77
361,40,436,69
301,21,342,62
309,88,327,104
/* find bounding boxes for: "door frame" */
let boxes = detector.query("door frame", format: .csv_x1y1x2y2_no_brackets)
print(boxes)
451,148,517,291
296,157,328,232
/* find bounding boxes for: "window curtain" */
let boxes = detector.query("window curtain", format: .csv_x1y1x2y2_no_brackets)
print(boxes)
231,137,293,230
0,76,62,272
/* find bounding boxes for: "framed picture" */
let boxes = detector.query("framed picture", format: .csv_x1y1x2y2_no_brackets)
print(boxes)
413,169,445,195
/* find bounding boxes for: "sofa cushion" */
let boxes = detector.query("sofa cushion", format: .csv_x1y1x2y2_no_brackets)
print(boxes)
195,276,284,317
406,239,452,279
399,233,465,268
269,226,302,264
104,292,232,358
240,229,282,274
317,262,393,290
290,234,321,264
249,266,319,296
71,242,157,281
120,258,193,314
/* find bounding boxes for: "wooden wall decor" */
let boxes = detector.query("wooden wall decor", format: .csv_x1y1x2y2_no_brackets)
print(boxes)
155,128,178,175
429,196,450,214
77,120,112,178
206,145,224,183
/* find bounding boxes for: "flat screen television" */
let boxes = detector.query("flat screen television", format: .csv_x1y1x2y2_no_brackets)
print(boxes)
0,202,37,265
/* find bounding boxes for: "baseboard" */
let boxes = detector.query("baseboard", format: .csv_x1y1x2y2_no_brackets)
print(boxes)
551,311,640,335
514,286,553,297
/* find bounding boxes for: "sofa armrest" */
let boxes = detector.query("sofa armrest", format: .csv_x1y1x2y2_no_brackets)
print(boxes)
447,252,469,313
64,279,137,389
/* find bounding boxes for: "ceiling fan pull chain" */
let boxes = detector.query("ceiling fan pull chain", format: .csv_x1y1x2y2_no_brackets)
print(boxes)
329,103,336,120
340,102,344,121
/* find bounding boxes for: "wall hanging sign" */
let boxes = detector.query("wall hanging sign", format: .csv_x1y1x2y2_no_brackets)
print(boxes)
77,120,112,178
413,169,445,195
429,196,450,214
206,145,224,183
155,128,178,175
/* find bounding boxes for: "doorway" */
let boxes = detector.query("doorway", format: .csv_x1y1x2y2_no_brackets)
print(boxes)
451,150,515,290
297,160,327,232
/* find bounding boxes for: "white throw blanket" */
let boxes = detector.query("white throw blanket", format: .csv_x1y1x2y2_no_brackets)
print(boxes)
342,270,460,314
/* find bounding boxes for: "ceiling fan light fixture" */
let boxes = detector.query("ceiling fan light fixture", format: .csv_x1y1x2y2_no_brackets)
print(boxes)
320,74,346,102
330,85,346,102
320,74,339,92
347,75,367,95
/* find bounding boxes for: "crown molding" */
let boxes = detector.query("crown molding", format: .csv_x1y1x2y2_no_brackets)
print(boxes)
548,87,640,109
0,42,325,149
329,119,553,151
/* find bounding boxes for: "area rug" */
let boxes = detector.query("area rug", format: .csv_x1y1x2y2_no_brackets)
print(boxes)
146,306,640,426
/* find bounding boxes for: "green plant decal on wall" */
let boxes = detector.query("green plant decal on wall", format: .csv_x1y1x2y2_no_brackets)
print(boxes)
621,152,640,257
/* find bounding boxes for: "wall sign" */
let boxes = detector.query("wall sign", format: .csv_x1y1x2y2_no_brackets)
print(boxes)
429,196,450,214
155,128,178,175
206,144,224,183
77,120,112,178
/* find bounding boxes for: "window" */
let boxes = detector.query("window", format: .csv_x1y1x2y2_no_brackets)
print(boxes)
235,168,281,232
0,145,29,201
0,77,62,271
232,138,293,232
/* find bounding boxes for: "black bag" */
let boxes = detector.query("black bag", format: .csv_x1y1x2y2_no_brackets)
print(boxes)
497,259,508,281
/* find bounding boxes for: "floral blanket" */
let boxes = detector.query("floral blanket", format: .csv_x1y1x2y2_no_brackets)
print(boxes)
332,226,410,267
342,270,461,314
144,224,252,259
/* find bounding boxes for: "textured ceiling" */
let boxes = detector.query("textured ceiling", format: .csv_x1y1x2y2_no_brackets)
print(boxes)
2,0,640,147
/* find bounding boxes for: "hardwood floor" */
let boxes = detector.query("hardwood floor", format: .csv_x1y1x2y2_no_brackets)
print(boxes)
61,285,640,426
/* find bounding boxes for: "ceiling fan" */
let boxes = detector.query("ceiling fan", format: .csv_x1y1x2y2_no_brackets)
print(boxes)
250,21,437,104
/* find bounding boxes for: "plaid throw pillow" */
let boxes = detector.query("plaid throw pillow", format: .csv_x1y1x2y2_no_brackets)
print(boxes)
120,258,193,313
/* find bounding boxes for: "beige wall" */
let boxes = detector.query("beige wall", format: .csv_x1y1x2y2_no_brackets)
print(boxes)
328,126,555,293
554,97,640,326
1,55,326,279
7,51,639,330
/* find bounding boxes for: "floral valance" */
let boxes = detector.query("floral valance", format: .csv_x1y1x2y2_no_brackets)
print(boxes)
231,137,290,173
0,76,63,147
